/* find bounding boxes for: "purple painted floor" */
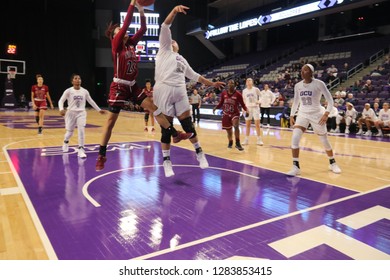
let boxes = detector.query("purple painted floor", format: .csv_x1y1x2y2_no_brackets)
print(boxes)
8,141,390,260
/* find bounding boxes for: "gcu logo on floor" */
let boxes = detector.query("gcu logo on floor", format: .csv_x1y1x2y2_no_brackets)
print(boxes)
41,142,151,156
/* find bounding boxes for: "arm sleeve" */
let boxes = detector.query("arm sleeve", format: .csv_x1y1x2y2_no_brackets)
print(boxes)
238,92,248,111
320,81,334,113
290,87,300,117
85,90,101,111
129,15,147,45
214,93,224,109
270,92,276,105
112,4,135,52
159,23,172,51
58,90,68,111
184,58,201,82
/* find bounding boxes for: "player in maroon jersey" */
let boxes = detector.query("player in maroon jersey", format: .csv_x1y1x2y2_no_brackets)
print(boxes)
213,79,248,151
96,0,191,171
31,74,54,135
142,80,155,132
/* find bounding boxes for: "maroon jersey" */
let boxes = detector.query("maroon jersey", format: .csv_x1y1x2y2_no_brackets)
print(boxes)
215,90,247,116
111,4,146,82
31,85,49,101
142,87,153,98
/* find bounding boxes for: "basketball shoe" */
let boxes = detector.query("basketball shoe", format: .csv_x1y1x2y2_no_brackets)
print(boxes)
172,131,193,143
196,152,209,169
329,163,341,174
78,147,87,159
163,160,175,177
287,165,301,176
95,155,107,171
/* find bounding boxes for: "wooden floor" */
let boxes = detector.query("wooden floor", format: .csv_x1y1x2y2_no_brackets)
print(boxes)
0,109,389,259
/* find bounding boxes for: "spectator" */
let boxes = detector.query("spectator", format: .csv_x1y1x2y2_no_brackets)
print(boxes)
374,102,389,137
345,93,357,106
343,102,358,134
334,86,346,98
333,93,345,108
356,103,377,136
362,79,373,93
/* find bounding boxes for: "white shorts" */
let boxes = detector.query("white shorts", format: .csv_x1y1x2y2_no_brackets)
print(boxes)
295,111,327,135
153,83,191,118
245,106,261,121
65,110,86,131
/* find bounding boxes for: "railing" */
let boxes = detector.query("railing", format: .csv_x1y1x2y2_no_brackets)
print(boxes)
369,49,385,65
346,62,364,80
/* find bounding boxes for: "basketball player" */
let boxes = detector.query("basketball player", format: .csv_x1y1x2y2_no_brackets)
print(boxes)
31,74,54,134
142,80,155,132
213,79,248,151
374,102,389,137
241,78,263,146
287,64,341,176
153,5,225,177
95,0,191,171
58,74,107,158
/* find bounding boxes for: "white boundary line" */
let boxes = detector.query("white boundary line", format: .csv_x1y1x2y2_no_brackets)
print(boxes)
3,139,58,260
132,184,390,260
83,164,260,207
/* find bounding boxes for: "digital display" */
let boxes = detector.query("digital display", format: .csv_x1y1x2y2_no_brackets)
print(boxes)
7,44,17,55
135,40,159,62
120,12,160,62
120,12,160,37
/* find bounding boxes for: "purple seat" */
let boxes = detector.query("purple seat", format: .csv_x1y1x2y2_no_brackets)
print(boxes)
356,92,366,99
366,91,378,99
378,91,389,99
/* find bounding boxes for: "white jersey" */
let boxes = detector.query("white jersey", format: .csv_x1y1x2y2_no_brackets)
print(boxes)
242,86,261,107
259,89,275,108
155,23,200,87
291,78,333,117
361,108,377,120
58,86,101,112
345,108,357,120
328,106,339,118
378,108,390,121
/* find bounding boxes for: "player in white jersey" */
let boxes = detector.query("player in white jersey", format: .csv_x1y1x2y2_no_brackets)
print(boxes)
58,74,107,158
287,64,341,176
153,5,225,177
356,103,377,136
374,102,389,137
341,102,358,134
241,78,263,145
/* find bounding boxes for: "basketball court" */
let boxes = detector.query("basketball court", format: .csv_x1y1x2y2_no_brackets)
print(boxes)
0,110,389,260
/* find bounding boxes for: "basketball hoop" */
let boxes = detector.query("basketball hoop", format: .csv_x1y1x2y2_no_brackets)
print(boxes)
8,70,16,79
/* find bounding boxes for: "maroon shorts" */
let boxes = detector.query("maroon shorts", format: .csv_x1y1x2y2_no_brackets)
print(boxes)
34,101,47,110
222,113,240,130
108,82,147,108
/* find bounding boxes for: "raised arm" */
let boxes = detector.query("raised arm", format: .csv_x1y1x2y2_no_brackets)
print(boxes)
164,5,189,25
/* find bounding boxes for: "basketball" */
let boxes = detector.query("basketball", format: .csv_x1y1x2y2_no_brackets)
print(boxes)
137,0,155,6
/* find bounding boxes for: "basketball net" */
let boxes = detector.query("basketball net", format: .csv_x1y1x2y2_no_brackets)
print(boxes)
8,70,16,79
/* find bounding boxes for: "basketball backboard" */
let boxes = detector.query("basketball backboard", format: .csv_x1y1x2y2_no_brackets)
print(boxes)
0,59,26,78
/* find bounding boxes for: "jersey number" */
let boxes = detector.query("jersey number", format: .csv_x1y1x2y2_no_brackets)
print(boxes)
301,97,312,106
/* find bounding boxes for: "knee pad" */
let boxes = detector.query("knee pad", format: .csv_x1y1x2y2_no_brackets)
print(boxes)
179,117,197,138
65,130,74,140
318,134,332,151
291,128,303,149
144,113,149,122
161,126,172,144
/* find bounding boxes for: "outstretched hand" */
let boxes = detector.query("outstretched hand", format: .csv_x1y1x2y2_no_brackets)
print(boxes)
213,81,226,90
174,5,189,14
135,2,144,13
